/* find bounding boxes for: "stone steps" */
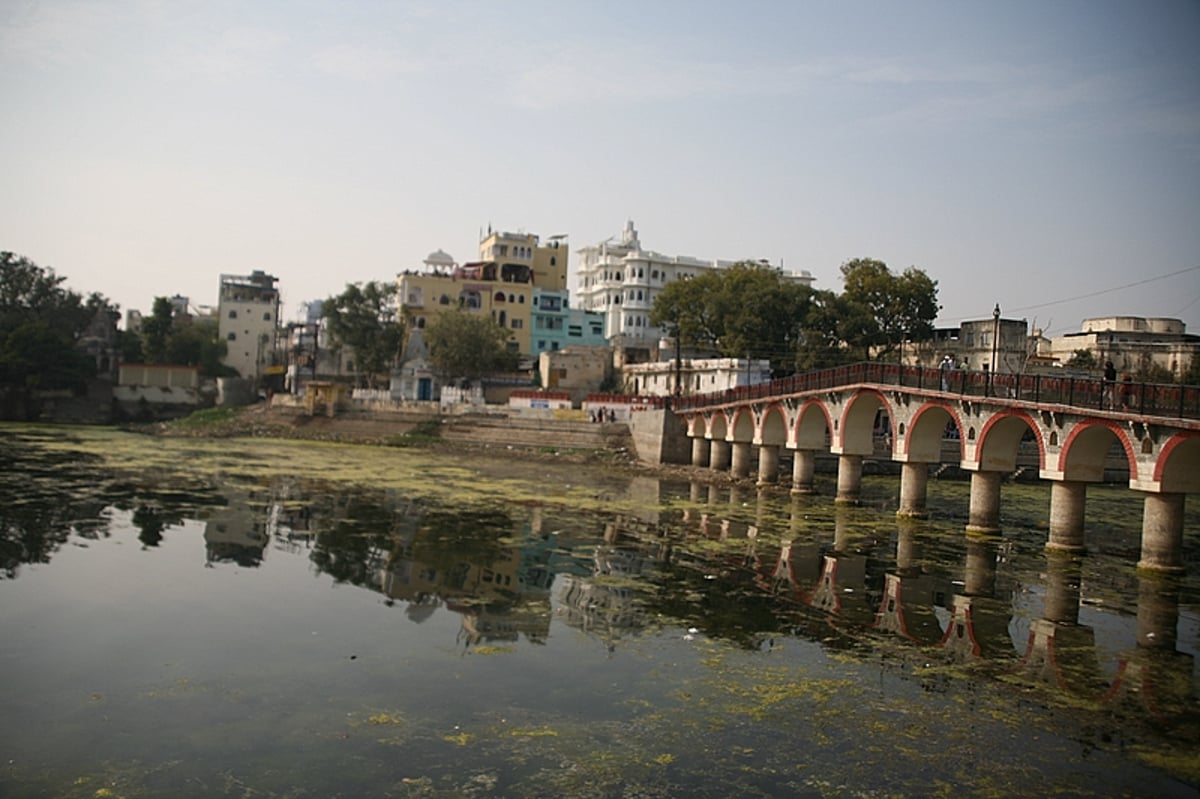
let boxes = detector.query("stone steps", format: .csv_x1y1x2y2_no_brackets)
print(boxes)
440,414,632,451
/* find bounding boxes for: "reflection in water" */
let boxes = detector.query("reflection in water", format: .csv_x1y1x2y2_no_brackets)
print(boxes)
0,427,1198,796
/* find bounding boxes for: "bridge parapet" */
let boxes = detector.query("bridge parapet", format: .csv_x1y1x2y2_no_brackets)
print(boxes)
674,362,1200,421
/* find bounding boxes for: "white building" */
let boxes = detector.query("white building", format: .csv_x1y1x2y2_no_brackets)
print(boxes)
218,270,281,381
1051,316,1199,379
623,357,772,397
575,220,814,345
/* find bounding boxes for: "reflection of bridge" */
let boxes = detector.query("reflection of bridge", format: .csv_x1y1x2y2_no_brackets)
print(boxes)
674,363,1200,571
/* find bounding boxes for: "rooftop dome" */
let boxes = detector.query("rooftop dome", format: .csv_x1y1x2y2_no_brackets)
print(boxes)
424,249,455,267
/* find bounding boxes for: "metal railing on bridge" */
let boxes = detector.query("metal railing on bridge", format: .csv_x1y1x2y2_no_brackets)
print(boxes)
671,362,1200,420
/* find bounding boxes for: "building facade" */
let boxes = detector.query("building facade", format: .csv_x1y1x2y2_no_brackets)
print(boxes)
218,271,281,381
622,357,772,397
531,288,607,355
1051,317,1200,379
575,220,814,345
398,231,572,357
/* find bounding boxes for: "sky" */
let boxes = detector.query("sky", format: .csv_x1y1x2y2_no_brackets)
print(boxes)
2,0,1199,337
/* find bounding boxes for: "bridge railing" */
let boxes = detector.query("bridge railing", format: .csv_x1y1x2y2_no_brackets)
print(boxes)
671,362,1200,420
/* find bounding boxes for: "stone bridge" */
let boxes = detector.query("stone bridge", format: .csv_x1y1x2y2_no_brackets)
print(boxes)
673,363,1200,573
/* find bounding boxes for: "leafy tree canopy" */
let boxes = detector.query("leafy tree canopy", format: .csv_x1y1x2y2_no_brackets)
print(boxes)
0,252,109,391
839,258,940,361
322,281,405,387
424,309,519,382
650,261,816,371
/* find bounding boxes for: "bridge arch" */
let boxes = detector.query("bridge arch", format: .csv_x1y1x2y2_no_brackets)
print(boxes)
839,389,892,456
904,402,964,463
1056,419,1137,483
973,410,1044,472
729,407,755,442
708,412,728,442
758,403,789,447
794,400,832,450
1153,432,1200,493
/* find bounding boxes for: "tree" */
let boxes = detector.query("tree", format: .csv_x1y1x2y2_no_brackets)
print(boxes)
650,261,816,372
140,297,175,364
322,282,405,387
166,317,234,377
839,258,940,362
0,252,101,394
424,309,519,382
1065,349,1097,370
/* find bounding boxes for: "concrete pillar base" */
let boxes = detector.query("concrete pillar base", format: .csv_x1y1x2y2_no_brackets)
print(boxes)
1047,480,1087,553
1138,492,1185,573
835,454,863,505
790,449,816,494
709,440,730,472
757,444,780,485
730,442,753,479
897,462,930,518
965,470,1002,533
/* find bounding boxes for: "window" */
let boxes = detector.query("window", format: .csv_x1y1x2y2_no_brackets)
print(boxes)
228,310,237,319
227,332,237,341
550,256,556,266
439,294,450,305
511,318,523,329
263,312,271,321
518,294,525,304
495,292,507,303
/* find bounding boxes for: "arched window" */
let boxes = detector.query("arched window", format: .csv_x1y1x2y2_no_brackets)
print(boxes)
495,292,507,303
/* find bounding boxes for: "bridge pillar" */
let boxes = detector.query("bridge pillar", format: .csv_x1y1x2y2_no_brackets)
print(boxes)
709,439,731,472
730,442,753,479
791,450,816,494
690,436,711,468
835,454,863,505
1047,480,1087,553
1138,492,1185,573
966,470,1002,533
757,444,780,485
897,463,929,518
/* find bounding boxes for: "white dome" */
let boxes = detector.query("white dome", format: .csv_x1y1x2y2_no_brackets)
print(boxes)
424,249,455,266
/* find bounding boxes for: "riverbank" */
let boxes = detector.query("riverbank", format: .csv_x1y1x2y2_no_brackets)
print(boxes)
134,402,654,471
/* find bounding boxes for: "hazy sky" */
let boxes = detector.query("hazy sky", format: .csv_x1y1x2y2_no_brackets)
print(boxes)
3,0,1198,336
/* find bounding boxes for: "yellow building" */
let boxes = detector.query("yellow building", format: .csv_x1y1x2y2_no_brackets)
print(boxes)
397,230,571,357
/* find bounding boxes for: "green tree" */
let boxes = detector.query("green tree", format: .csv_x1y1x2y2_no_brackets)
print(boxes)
651,261,816,372
1065,349,1097,370
166,317,234,377
323,282,405,388
140,297,175,363
0,252,100,394
794,290,866,370
424,309,519,382
839,258,940,361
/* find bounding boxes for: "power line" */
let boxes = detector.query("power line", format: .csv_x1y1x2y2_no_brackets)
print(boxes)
1004,265,1200,315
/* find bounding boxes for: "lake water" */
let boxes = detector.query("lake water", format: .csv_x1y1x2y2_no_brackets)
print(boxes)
1,424,1198,798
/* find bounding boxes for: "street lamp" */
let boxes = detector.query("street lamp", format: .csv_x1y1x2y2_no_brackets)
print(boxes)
991,304,1000,375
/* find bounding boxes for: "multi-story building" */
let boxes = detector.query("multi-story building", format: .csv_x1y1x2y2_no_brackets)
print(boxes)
575,220,815,345
217,270,281,381
531,288,606,355
1050,317,1200,379
912,314,1030,374
398,230,573,357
